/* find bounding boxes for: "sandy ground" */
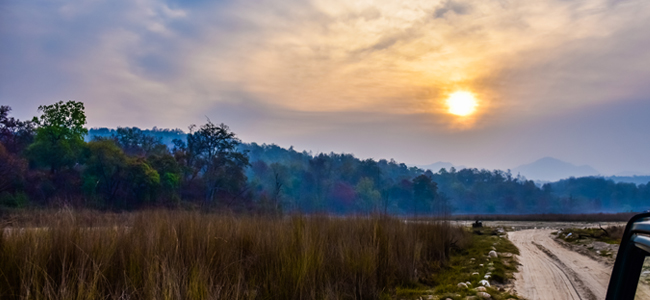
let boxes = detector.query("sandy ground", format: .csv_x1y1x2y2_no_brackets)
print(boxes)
454,220,626,230
509,229,650,300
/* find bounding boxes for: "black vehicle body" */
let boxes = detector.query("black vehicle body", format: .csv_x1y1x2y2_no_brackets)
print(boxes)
606,212,650,299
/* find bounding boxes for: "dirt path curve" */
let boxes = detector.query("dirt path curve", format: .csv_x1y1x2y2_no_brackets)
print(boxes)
508,229,650,300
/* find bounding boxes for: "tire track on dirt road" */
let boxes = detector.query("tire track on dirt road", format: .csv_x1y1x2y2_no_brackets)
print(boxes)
509,229,650,300
531,241,596,300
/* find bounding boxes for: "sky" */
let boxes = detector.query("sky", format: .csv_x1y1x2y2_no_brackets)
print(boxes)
2,0,650,176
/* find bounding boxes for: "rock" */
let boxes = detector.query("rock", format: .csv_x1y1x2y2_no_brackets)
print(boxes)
484,275,491,279
488,250,498,258
466,297,477,300
479,279,490,287
458,282,468,288
477,291,491,298
593,241,614,251
466,281,472,286
476,286,486,292
479,264,484,267
472,272,479,276
470,258,476,261
490,246,496,250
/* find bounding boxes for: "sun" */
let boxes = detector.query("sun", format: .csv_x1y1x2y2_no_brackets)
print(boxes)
446,91,478,116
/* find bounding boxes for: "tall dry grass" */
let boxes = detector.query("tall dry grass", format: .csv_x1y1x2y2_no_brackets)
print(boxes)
0,211,469,299
0,208,135,228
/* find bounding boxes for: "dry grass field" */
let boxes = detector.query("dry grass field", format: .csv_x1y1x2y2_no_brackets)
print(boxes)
0,210,470,300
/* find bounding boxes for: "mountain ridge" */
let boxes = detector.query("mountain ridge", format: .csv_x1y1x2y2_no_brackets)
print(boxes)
513,157,599,181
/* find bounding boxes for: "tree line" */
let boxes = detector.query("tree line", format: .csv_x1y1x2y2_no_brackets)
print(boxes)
1,101,649,214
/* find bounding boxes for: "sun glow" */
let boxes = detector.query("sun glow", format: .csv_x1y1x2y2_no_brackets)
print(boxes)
446,91,478,116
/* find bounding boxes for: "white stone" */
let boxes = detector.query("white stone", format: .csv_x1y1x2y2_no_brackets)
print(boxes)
488,250,498,258
477,291,491,298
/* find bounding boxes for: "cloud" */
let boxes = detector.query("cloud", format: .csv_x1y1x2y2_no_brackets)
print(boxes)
5,0,649,116
2,0,650,173
434,0,471,18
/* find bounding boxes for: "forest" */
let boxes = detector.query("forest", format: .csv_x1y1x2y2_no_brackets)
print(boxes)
1,101,649,214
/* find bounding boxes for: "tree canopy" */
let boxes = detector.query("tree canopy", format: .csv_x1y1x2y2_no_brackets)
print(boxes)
27,101,87,173
1,101,649,213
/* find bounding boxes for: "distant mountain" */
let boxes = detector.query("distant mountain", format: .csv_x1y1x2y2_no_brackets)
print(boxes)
418,161,465,173
513,157,599,181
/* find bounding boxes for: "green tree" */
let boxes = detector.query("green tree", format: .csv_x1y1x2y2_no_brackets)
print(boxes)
83,139,128,204
147,153,182,204
355,177,381,212
83,139,160,209
184,121,249,204
412,174,438,215
27,101,87,173
125,157,160,207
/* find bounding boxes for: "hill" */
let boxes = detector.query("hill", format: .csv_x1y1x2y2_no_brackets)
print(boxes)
513,157,599,181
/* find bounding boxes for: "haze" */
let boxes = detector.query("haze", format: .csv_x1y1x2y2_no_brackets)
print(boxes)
2,0,650,176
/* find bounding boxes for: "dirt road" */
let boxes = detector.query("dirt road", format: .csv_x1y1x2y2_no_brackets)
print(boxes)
509,229,650,300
